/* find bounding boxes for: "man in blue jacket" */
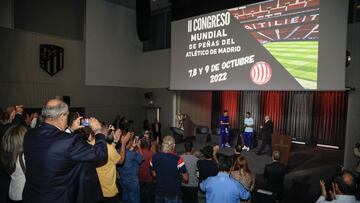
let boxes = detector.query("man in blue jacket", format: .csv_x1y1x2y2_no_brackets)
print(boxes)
23,99,108,203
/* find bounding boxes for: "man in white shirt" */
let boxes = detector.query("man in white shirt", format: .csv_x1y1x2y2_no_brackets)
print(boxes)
316,170,359,203
243,112,254,151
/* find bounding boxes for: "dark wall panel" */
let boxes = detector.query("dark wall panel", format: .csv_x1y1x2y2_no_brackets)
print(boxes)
14,0,84,40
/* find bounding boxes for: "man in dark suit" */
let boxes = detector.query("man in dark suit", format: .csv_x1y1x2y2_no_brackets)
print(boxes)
23,99,108,203
256,115,273,155
263,150,287,201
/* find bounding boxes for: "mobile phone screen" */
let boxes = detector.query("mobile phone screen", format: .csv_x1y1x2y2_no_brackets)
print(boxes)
80,118,90,126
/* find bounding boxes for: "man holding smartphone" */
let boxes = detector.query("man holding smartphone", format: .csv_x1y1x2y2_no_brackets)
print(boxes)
23,99,108,203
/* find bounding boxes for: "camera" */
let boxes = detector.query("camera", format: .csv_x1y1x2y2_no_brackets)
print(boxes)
80,118,90,127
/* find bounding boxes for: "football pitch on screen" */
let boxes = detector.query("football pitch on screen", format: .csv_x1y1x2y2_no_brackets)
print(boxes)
263,41,318,89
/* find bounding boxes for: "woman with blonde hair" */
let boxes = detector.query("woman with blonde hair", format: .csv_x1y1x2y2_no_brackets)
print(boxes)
0,125,27,203
230,156,254,203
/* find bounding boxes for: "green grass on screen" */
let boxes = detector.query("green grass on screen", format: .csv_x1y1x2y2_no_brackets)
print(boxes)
263,41,318,89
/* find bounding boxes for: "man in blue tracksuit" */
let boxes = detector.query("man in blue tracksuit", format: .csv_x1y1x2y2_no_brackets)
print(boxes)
220,110,231,148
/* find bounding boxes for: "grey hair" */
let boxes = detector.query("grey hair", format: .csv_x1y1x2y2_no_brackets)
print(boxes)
42,100,68,119
162,135,175,152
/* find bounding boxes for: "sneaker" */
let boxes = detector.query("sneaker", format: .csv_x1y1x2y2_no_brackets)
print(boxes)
225,143,231,148
246,147,250,152
242,146,247,150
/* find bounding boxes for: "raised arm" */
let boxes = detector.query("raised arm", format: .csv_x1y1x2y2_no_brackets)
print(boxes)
69,118,107,162
69,132,108,162
117,132,132,164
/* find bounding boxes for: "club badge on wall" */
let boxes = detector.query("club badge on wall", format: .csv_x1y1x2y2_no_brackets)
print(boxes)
39,44,64,76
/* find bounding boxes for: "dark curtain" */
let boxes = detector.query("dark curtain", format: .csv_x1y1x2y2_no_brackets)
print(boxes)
211,91,348,148
211,91,221,130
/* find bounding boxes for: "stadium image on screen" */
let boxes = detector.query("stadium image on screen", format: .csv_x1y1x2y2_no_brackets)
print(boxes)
229,0,320,89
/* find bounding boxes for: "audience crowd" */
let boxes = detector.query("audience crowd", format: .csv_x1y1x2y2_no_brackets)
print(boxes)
0,99,359,203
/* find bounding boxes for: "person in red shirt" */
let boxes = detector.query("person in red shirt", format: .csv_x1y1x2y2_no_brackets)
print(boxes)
139,138,155,203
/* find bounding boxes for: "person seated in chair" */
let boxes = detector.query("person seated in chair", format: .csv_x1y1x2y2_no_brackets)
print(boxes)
263,150,287,201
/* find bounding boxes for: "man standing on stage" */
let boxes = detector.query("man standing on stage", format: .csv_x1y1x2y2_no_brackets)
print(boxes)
256,115,273,155
243,112,254,152
220,110,231,148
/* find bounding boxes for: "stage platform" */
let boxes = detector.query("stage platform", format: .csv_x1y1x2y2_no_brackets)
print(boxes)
175,141,344,203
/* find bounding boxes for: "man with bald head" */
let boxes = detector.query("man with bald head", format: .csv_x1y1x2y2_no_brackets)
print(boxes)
256,115,273,156
23,99,108,203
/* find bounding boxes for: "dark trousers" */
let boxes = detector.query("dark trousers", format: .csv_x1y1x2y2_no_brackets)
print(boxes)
103,195,119,203
220,127,230,145
9,200,23,203
153,132,162,143
155,195,182,203
0,189,8,203
121,180,140,203
181,186,198,203
0,178,10,203
257,137,272,155
140,182,154,203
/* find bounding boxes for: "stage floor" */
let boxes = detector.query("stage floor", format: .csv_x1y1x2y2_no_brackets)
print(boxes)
175,141,344,203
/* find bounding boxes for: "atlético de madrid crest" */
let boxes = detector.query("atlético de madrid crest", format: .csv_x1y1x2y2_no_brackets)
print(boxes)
39,44,64,76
